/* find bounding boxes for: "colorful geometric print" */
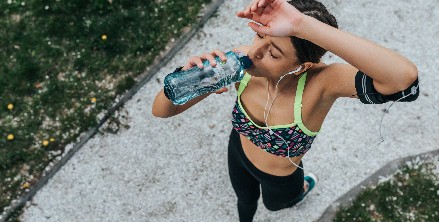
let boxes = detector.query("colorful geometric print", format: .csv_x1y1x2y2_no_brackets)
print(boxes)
231,100,316,157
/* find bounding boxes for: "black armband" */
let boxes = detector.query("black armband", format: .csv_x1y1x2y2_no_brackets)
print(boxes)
163,66,184,100
354,71,420,104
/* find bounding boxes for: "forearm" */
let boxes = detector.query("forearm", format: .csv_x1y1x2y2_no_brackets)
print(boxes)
297,15,418,89
152,89,213,118
152,90,178,118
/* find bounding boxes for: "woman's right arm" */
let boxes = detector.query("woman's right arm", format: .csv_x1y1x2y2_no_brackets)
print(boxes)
152,50,230,118
152,89,214,118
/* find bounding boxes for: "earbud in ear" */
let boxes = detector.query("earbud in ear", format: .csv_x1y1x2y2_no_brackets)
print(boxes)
287,65,303,75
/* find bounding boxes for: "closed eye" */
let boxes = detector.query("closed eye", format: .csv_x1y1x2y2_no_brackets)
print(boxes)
256,33,278,59
269,50,278,59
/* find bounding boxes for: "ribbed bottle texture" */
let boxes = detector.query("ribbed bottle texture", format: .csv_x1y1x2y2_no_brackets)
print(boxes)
164,51,252,105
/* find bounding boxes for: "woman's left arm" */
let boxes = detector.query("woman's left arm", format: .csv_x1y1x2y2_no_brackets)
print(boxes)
238,0,419,99
298,15,418,97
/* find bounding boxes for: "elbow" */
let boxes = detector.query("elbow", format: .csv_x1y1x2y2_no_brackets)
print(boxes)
152,109,171,118
152,106,177,118
152,95,177,118
151,109,161,118
152,110,163,118
151,105,166,118
152,113,171,119
407,64,419,82
396,64,419,92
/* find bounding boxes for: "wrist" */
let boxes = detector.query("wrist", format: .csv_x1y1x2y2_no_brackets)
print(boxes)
294,14,311,38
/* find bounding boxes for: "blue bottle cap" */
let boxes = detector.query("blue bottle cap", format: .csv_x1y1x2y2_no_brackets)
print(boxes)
239,56,253,69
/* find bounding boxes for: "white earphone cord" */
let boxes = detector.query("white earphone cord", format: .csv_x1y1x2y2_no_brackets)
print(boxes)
338,86,419,176
264,71,304,170
263,71,419,174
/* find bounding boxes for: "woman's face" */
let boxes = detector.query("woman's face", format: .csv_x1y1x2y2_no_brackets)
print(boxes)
247,33,300,78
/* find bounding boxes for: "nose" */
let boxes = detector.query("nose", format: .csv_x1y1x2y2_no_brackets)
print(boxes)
248,41,269,61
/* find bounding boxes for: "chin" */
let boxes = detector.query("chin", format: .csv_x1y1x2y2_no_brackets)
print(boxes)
246,66,265,77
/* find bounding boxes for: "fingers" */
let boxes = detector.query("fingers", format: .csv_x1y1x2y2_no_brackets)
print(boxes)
183,56,204,70
248,22,272,36
215,87,229,94
236,0,266,19
182,50,227,70
253,6,264,15
239,4,252,18
203,50,227,67
258,0,266,7
236,10,253,20
212,50,227,62
202,53,217,67
251,0,259,13
257,0,274,8
253,0,272,14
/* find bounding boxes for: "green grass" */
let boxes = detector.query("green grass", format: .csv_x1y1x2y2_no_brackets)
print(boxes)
0,0,211,217
334,158,439,222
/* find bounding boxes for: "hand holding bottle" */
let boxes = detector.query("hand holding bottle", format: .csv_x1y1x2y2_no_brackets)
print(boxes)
164,50,252,105
181,50,229,94
182,50,228,70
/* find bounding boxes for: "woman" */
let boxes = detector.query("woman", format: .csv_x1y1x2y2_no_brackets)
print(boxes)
152,0,419,221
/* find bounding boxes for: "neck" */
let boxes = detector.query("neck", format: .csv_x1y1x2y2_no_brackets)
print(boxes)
266,73,301,95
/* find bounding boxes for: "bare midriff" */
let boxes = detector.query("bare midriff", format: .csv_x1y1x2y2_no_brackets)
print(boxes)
239,134,304,176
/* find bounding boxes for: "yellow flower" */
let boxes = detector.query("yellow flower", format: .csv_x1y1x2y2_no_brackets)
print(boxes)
91,97,97,103
101,34,107,40
7,134,14,141
42,140,49,146
50,137,56,142
22,182,30,189
7,103,14,110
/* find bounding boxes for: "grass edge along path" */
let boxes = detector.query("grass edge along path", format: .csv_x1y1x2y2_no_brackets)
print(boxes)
318,149,439,222
0,1,225,221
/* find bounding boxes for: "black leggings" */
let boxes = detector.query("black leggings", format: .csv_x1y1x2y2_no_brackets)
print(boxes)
227,129,305,222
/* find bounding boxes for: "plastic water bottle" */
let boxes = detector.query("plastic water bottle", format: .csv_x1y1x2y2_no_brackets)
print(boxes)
164,51,252,105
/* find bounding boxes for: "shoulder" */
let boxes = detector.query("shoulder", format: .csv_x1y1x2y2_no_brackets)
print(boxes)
314,63,357,80
310,63,358,100
305,63,352,87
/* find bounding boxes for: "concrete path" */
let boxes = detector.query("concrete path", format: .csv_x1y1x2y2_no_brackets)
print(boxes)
20,0,439,221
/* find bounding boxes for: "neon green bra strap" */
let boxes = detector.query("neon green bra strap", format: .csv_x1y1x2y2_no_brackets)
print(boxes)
237,72,319,136
237,73,251,96
294,73,319,136
293,73,307,124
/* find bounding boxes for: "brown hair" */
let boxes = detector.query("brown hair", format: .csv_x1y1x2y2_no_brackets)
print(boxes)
288,0,338,63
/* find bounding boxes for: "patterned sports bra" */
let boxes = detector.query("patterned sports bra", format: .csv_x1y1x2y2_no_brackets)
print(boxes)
231,72,320,157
